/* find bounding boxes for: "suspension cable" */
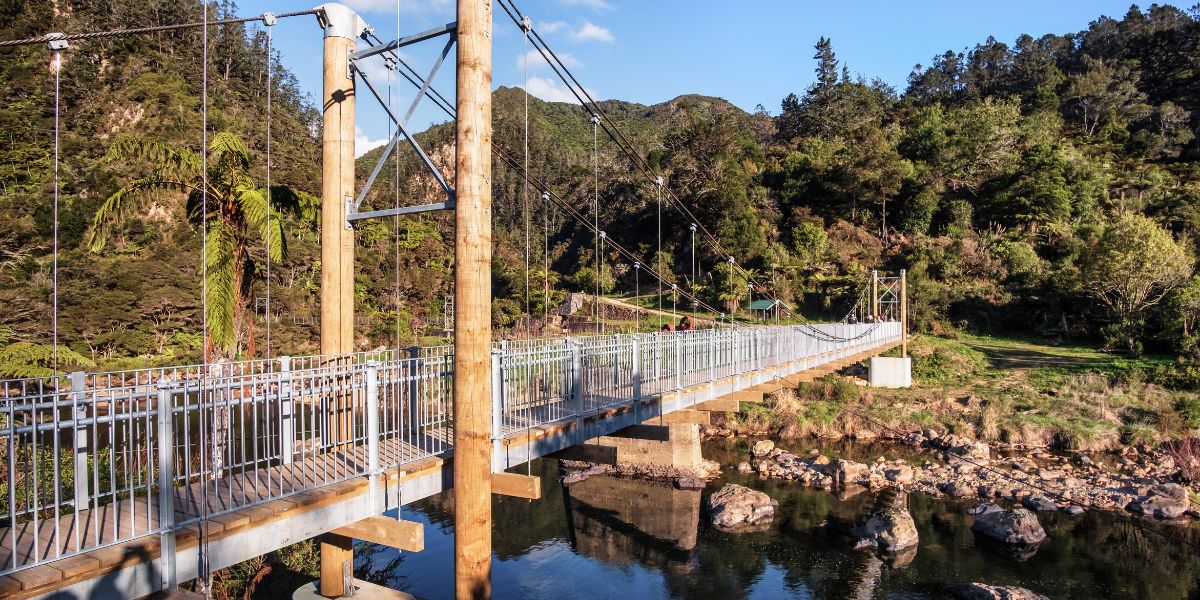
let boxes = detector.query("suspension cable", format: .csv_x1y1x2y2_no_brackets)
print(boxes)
0,10,322,48
264,16,273,360
366,33,730,324
51,49,61,377
522,16,532,317
198,3,213,593
591,114,600,331
656,176,663,322
495,0,786,308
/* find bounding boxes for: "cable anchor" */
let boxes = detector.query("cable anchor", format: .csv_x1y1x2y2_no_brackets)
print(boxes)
46,32,68,51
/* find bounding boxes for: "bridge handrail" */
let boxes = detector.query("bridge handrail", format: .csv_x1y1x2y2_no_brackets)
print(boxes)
0,321,900,575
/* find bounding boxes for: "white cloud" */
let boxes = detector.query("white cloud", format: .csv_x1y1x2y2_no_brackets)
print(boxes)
560,0,612,11
355,126,390,158
570,22,613,43
523,76,596,104
538,20,568,33
517,49,581,71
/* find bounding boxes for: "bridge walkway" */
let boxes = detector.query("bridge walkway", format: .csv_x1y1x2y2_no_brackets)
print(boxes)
0,322,901,598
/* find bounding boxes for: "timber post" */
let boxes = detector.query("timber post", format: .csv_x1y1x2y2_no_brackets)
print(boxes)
317,3,363,596
454,0,494,598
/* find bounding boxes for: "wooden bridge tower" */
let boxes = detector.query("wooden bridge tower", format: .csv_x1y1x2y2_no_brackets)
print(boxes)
318,1,493,598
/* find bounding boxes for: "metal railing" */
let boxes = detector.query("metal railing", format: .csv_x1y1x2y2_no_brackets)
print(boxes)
0,321,899,575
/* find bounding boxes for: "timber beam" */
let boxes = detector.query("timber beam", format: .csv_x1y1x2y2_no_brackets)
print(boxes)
723,390,764,404
492,473,541,500
331,516,424,553
657,410,711,425
695,396,739,412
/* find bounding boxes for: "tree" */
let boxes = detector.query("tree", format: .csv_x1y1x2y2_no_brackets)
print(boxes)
1064,56,1150,137
88,133,316,358
813,37,839,91
1169,276,1200,356
1082,214,1194,354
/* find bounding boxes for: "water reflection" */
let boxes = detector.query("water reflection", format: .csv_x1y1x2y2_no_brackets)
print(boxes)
357,441,1200,600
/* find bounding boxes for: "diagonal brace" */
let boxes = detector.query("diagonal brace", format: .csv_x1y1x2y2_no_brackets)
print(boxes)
351,63,454,199
352,34,456,212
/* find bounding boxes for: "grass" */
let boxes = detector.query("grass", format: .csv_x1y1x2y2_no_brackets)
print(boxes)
733,332,1200,452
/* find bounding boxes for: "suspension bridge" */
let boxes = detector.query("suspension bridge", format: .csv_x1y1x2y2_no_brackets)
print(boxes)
0,2,910,599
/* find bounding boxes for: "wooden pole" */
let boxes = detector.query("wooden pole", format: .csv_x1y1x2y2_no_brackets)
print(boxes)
454,1,493,598
900,269,908,358
318,4,360,596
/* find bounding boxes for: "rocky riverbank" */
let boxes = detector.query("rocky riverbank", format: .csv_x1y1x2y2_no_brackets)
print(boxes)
705,427,1200,521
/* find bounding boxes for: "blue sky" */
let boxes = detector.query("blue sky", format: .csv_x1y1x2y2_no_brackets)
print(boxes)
235,0,1151,155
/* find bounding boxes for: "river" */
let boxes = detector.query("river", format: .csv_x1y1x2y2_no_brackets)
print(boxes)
357,438,1200,599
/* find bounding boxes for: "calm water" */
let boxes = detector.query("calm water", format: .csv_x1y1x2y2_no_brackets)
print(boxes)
356,439,1200,599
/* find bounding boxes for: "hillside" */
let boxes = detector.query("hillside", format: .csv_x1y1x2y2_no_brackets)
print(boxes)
0,2,1198,375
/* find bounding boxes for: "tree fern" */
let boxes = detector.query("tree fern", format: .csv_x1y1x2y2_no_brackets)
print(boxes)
89,132,312,359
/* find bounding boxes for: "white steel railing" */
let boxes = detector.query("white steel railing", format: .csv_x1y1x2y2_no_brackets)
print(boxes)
0,321,899,575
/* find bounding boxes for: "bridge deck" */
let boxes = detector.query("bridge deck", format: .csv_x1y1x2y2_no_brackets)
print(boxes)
0,434,440,593
0,324,902,598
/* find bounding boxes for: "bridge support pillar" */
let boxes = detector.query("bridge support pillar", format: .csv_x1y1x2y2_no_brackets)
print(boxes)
595,422,704,473
318,3,363,597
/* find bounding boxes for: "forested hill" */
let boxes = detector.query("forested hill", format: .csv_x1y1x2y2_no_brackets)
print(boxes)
0,2,1198,375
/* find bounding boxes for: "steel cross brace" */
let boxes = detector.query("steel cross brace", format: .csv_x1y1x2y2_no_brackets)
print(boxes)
345,22,457,227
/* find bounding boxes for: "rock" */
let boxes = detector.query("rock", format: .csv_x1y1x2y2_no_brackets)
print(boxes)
737,461,753,473
811,454,832,466
674,477,705,490
853,506,919,552
885,465,915,484
949,582,1049,600
968,503,1002,516
940,481,977,498
1129,482,1190,518
972,508,1047,546
708,484,777,531
829,459,868,486
853,429,878,441
950,441,991,462
751,439,775,458
1064,505,1085,516
560,471,590,486
1021,496,1059,511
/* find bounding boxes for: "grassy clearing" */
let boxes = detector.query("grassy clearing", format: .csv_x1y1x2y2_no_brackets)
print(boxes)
736,333,1200,452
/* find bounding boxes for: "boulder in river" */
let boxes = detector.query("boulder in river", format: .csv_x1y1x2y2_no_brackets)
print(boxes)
708,484,777,531
1020,495,1059,511
1128,483,1190,519
948,582,1049,600
853,506,919,552
751,439,775,458
971,505,1047,546
828,459,868,486
940,481,977,498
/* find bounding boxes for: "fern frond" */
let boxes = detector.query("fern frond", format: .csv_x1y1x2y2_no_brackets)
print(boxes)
87,178,195,251
268,186,322,229
205,221,239,354
0,341,95,379
106,136,201,178
210,132,252,174
236,185,286,262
